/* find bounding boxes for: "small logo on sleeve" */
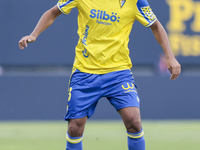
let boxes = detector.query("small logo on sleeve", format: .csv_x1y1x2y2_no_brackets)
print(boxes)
141,6,156,22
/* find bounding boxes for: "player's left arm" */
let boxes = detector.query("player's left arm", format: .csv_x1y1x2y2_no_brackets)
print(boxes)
150,20,181,80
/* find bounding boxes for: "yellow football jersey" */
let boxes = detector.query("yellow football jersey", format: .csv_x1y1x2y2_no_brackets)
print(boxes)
57,0,157,74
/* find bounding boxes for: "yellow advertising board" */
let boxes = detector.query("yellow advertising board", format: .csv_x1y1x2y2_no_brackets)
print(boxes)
166,0,200,56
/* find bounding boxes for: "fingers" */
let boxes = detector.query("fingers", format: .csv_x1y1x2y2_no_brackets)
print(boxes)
167,56,181,80
170,74,178,80
18,35,36,50
19,36,28,49
169,64,181,80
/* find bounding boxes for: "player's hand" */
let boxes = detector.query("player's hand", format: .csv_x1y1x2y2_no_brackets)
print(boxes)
19,35,36,50
167,56,181,80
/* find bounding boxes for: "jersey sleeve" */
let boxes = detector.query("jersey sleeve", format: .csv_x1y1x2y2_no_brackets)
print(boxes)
135,0,157,27
57,0,77,15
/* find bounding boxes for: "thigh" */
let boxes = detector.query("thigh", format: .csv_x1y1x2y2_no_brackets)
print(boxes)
118,107,142,133
65,69,101,120
103,69,141,110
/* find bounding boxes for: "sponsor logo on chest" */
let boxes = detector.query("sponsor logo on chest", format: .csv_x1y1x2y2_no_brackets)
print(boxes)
89,9,120,25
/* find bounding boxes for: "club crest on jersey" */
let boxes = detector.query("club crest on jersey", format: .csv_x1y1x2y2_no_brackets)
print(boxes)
120,0,126,8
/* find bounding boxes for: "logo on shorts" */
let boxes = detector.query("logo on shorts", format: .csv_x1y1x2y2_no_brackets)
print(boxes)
122,82,137,93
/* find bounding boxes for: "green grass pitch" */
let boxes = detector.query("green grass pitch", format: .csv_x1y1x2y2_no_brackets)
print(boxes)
0,120,200,150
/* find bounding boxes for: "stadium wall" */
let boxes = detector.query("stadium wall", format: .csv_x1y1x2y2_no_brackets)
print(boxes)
1,75,200,120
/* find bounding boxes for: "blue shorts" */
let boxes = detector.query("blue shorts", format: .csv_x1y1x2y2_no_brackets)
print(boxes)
65,69,140,120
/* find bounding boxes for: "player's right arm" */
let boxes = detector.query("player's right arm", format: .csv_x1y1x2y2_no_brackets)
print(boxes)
19,5,62,50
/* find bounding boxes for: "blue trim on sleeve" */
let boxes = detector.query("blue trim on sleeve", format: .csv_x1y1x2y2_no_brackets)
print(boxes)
137,0,149,16
146,18,157,27
59,0,74,8
136,0,157,27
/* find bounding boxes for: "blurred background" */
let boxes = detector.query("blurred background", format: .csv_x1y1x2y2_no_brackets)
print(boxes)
0,0,200,121
1,0,200,150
